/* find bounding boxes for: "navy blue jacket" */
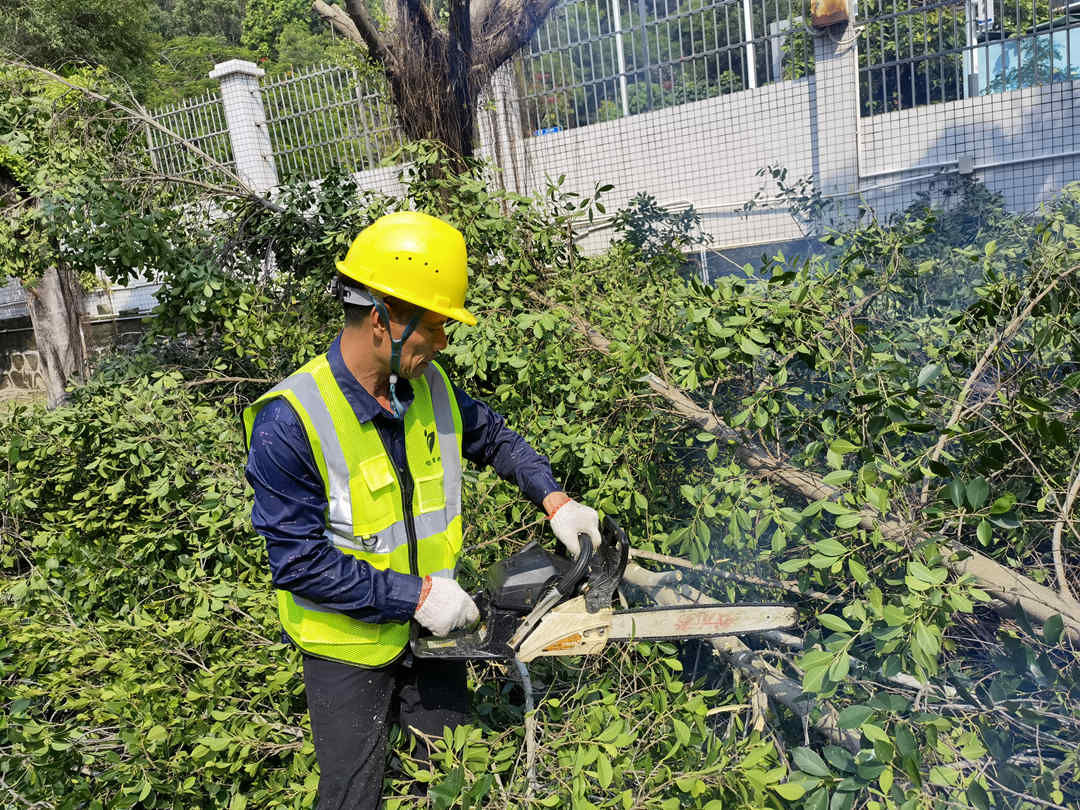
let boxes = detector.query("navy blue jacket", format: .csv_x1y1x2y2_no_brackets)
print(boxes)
245,334,561,624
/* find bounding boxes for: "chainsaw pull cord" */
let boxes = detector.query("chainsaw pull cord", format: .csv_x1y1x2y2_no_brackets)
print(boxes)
372,295,423,419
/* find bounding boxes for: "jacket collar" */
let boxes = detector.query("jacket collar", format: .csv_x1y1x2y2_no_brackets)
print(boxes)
327,332,414,424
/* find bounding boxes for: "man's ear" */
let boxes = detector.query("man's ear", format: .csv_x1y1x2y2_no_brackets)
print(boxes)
369,306,388,337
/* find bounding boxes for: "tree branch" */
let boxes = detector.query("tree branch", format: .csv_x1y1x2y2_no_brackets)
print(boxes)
313,0,365,45
1052,462,1080,606
340,0,394,64
476,0,562,69
919,264,1075,504
540,293,1080,643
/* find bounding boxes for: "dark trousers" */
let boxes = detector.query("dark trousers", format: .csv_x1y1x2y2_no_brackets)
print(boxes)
302,654,470,810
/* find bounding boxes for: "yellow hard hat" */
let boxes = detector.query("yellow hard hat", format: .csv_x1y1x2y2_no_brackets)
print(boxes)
335,211,477,326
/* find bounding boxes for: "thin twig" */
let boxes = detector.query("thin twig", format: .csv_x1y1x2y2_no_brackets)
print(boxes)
920,264,1076,504
628,547,834,602
1051,462,1080,606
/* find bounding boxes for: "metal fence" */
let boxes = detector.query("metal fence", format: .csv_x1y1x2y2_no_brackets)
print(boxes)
858,0,1080,115
262,64,403,183
146,90,234,180
515,0,814,133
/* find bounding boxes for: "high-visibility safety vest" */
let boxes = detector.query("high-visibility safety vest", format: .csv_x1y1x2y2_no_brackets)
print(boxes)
243,354,465,668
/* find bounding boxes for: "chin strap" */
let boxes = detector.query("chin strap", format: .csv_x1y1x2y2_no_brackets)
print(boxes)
371,295,423,419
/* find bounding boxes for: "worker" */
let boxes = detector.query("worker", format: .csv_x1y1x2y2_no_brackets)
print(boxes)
242,211,601,809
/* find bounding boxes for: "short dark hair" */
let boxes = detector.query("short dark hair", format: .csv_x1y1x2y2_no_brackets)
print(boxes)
343,300,373,327
338,275,373,326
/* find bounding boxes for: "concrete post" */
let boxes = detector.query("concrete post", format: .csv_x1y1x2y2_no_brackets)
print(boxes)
811,22,861,226
476,64,522,195
209,60,279,194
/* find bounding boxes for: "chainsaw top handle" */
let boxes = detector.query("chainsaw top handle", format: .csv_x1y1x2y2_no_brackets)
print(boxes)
556,533,593,596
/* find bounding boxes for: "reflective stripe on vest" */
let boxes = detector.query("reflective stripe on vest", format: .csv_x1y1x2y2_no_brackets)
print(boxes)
243,356,464,668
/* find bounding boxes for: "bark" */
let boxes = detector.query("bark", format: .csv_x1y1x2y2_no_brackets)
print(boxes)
24,265,87,409
314,0,563,159
540,293,1080,643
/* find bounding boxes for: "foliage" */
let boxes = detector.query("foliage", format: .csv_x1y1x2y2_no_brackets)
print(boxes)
612,192,711,260
4,154,1080,809
143,35,261,108
0,65,150,288
151,0,247,46
0,0,155,88
241,0,321,60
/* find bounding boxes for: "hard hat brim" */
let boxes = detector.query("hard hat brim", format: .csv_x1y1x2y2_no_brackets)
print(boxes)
335,261,478,326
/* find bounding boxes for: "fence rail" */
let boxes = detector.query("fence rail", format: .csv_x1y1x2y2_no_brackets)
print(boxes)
515,0,814,134
858,0,1080,115
146,90,234,179
262,64,403,183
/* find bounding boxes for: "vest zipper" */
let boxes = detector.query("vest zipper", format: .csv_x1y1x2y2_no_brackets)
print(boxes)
376,429,419,577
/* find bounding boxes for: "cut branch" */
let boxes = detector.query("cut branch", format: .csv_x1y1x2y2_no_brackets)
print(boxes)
1052,464,1080,606
543,295,1080,643
920,264,1075,504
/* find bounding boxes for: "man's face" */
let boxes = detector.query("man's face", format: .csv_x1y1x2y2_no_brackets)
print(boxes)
383,306,448,379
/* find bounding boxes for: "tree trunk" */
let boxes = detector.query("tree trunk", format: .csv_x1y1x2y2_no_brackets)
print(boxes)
323,0,562,160
25,265,87,409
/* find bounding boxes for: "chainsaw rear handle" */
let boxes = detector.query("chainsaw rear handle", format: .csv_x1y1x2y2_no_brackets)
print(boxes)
556,532,593,596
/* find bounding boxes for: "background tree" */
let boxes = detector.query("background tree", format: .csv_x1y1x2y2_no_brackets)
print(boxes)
151,0,248,44
243,0,323,58
0,0,155,89
312,0,565,160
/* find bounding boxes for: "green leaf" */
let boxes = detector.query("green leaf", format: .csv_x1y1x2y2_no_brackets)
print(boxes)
804,787,829,810
835,513,862,529
819,614,853,633
822,470,854,486
848,559,868,586
861,723,889,744
966,477,990,509
894,725,916,759
146,725,167,744
976,519,992,545
813,538,848,557
792,747,832,778
967,781,990,810
1044,614,1064,644
836,705,873,729
429,765,465,810
672,717,691,745
916,363,940,388
829,439,860,455
596,752,613,788
773,782,806,800
947,480,964,508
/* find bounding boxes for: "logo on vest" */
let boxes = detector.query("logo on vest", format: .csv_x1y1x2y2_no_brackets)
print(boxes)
425,428,437,455
360,535,379,550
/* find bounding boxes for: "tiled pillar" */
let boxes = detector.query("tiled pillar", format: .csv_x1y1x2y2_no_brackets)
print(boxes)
812,21,861,225
209,60,279,194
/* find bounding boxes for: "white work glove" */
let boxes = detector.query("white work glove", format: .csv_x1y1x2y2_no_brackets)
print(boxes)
413,576,479,636
548,499,602,558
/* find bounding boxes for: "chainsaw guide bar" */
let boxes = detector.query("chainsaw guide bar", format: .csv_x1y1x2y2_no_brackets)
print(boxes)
412,518,796,662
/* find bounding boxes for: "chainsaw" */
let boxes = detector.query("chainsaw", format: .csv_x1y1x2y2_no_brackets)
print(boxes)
413,517,797,663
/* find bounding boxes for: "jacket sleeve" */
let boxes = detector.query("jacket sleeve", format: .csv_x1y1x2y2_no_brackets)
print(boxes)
245,398,422,622
453,383,562,508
